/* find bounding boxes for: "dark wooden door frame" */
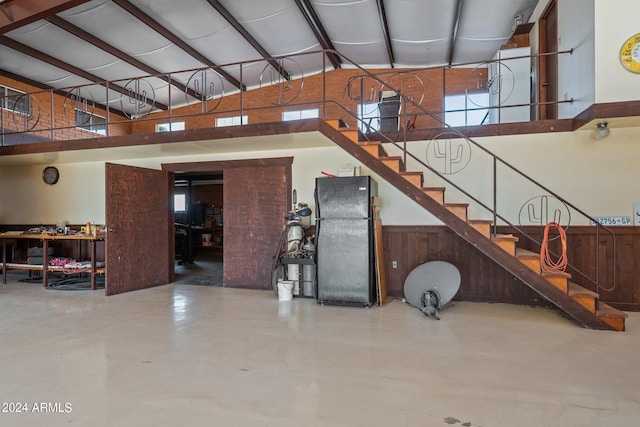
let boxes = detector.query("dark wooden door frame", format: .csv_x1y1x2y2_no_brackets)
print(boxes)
538,0,558,120
163,156,293,208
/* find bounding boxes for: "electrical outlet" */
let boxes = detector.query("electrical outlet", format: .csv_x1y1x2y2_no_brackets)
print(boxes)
392,260,398,269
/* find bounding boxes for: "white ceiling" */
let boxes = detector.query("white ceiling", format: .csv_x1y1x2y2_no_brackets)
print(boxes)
0,0,540,116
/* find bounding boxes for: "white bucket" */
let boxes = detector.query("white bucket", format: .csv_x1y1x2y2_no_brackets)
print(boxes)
277,280,294,301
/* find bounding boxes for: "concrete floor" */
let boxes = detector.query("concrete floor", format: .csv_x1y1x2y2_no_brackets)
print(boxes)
0,271,638,427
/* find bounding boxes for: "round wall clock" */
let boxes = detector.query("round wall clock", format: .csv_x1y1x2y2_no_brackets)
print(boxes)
42,166,60,185
620,32,640,73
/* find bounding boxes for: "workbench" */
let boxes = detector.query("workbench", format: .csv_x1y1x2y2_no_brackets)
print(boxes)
0,233,105,290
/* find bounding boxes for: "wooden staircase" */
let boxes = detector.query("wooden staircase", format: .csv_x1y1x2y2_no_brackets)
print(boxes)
320,119,627,331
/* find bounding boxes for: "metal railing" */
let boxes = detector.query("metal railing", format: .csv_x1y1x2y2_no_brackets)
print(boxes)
0,48,616,294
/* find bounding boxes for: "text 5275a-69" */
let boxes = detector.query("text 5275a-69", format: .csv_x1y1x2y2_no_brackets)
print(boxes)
2,402,72,413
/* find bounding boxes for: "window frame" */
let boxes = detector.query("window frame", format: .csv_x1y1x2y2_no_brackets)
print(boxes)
215,115,248,127
1,85,31,116
75,108,107,135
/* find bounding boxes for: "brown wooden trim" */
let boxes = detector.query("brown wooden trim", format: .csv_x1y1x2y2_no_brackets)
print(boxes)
383,118,574,142
497,225,640,236
595,100,640,119
538,0,558,120
163,156,294,173
572,104,595,129
0,119,321,156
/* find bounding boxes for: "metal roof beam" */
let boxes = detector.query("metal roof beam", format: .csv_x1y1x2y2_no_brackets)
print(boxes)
294,0,341,69
0,68,128,118
376,0,395,68
448,0,464,66
112,0,244,91
0,0,89,34
205,0,290,81
0,35,168,110
45,15,201,101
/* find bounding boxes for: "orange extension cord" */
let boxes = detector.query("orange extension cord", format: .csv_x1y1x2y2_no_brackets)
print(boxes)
540,222,568,273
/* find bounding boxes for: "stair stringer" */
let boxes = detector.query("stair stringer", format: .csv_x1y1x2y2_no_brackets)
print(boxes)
318,120,616,331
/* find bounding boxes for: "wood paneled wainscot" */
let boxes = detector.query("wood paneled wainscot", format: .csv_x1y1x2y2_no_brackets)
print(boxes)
382,225,640,311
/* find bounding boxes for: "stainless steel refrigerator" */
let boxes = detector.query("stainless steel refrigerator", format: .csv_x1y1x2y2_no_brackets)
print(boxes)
315,176,378,306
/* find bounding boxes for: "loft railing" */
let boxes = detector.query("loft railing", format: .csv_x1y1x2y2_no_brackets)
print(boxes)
0,48,615,295
334,50,615,297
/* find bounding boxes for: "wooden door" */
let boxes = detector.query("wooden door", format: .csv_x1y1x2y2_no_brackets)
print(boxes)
223,164,290,289
539,0,558,119
105,162,173,295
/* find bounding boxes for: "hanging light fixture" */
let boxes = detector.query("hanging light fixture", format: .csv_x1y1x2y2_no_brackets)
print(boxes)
595,122,610,139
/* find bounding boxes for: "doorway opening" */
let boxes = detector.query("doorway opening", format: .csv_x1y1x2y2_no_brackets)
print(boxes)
164,157,292,290
174,171,224,287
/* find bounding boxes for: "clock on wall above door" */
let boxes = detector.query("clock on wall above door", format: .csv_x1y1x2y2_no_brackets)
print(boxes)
620,33,640,73
42,166,59,185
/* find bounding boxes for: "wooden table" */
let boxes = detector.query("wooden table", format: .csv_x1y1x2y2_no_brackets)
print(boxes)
0,233,105,289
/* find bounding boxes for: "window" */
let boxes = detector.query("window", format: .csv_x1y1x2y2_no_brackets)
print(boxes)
156,121,185,132
282,108,319,121
1,85,31,115
357,102,380,132
444,93,489,127
174,194,186,212
216,115,247,127
75,109,107,135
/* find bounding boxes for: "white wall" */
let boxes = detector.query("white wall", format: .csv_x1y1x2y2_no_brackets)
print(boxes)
531,0,640,106
557,0,595,118
529,0,596,119
0,162,106,225
594,0,640,103
2,124,639,228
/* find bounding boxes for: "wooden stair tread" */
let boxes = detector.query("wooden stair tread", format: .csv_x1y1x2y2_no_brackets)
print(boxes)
468,219,493,224
597,302,628,319
339,128,361,142
491,233,519,242
325,117,626,331
326,119,346,129
541,270,571,279
515,248,539,259
567,282,599,298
